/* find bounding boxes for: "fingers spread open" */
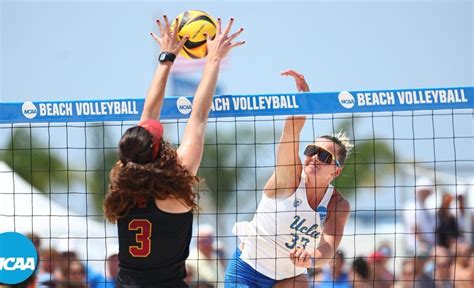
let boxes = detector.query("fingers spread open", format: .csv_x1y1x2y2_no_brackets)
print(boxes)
172,18,179,37
177,35,189,50
226,27,244,43
216,18,222,35
228,41,245,49
163,15,171,32
155,19,164,36
150,32,162,45
222,18,234,37
203,32,211,43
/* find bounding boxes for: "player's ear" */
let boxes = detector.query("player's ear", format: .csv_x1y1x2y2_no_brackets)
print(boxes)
333,166,343,178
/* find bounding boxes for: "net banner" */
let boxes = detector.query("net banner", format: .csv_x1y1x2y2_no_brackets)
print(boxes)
1,86,473,124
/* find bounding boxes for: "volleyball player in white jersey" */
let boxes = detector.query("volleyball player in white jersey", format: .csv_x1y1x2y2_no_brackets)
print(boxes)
224,70,352,288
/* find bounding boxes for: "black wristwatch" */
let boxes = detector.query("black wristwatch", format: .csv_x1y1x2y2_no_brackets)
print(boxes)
158,52,177,63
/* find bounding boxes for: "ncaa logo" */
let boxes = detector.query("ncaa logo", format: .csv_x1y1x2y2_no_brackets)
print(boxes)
0,232,38,284
317,206,328,222
22,102,38,119
338,91,355,109
177,97,192,115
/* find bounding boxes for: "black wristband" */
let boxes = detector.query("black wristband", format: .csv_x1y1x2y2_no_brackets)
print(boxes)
158,52,177,63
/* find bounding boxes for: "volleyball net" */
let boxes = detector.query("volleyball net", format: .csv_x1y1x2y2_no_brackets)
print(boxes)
0,87,473,286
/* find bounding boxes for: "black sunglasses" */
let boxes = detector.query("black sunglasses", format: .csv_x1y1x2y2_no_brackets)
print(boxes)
304,144,342,167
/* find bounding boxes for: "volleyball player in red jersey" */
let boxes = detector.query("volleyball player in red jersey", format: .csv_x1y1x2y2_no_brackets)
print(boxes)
103,15,244,288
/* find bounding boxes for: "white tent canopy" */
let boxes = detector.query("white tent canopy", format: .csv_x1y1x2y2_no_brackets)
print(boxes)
0,161,118,272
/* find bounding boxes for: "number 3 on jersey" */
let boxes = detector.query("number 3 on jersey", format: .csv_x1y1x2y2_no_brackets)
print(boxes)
128,219,152,257
285,233,310,249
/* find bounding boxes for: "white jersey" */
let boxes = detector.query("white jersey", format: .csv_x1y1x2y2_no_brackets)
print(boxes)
232,174,334,280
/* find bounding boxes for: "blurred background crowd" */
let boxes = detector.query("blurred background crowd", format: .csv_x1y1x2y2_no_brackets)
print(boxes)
1,178,472,288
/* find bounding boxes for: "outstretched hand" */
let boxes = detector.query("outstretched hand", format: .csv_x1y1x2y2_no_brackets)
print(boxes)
205,18,245,60
281,69,310,92
151,15,188,56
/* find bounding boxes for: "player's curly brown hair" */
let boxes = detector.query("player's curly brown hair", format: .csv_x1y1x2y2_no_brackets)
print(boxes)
104,126,199,223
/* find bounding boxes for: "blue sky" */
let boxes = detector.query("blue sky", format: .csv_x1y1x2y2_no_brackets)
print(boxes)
1,0,472,102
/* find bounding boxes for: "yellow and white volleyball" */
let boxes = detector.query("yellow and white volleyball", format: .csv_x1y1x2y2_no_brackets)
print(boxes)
171,10,217,59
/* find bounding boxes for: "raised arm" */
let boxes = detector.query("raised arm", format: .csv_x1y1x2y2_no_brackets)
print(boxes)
177,18,244,175
140,15,188,121
263,70,310,198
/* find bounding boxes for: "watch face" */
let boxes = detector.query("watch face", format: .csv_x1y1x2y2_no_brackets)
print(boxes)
159,52,175,63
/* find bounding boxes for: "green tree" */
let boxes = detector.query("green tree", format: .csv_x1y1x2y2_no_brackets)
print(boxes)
197,122,275,213
0,127,73,192
333,119,397,195
0,124,119,217
84,123,118,216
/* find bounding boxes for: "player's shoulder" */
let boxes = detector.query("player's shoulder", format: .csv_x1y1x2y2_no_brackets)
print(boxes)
328,188,350,212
